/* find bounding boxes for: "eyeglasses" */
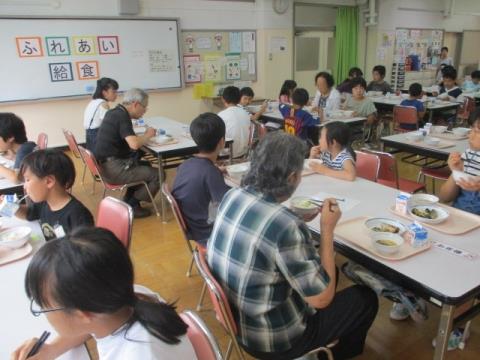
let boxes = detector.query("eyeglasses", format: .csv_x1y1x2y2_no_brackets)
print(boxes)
30,298,66,317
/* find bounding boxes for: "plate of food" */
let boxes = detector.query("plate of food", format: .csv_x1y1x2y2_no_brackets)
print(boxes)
290,197,320,217
364,218,406,235
227,162,250,180
409,205,449,224
0,226,31,249
371,232,404,255
408,194,439,207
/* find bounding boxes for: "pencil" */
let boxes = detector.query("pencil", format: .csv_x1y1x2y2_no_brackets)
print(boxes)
26,331,50,358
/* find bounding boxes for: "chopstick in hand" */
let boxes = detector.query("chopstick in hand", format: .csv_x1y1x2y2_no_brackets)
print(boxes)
26,331,50,358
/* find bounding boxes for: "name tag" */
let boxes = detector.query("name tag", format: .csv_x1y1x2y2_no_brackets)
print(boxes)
54,225,66,239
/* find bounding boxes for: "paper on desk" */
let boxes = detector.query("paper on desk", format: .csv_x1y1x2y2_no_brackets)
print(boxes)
311,192,360,213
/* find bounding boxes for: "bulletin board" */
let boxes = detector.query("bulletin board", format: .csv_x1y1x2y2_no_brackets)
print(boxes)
181,30,257,85
393,28,444,69
0,16,182,103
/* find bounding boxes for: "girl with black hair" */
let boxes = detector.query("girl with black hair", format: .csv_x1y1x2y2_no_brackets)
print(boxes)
278,80,297,104
11,227,196,360
309,121,356,181
83,77,119,152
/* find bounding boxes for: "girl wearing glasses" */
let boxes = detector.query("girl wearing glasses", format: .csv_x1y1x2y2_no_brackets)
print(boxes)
11,227,196,359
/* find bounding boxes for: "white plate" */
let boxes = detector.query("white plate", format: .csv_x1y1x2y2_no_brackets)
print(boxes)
371,232,404,255
408,194,439,206
409,205,449,224
364,217,406,235
452,170,479,183
305,159,323,170
227,162,250,180
0,226,31,249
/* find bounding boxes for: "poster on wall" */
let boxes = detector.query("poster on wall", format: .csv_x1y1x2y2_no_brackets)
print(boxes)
204,53,222,82
183,54,202,83
225,53,241,80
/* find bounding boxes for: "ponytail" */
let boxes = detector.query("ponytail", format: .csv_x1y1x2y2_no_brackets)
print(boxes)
129,297,188,344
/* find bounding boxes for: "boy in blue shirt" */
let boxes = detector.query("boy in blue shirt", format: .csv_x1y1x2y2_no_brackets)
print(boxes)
462,70,480,92
399,82,426,130
172,113,230,246
279,88,319,144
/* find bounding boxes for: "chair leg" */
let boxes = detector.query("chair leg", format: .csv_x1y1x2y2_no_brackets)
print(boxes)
225,339,233,360
142,182,160,217
187,254,195,277
196,282,207,311
232,337,245,360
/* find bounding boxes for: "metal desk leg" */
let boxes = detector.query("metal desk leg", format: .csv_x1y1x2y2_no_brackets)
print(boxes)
428,109,434,123
433,304,455,360
157,153,167,223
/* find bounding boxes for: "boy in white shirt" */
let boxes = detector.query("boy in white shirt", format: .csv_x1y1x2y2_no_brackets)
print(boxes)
218,86,251,158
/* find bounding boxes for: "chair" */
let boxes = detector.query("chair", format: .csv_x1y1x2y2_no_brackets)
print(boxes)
78,146,160,216
62,129,87,185
456,96,475,126
96,196,133,249
362,149,426,193
36,132,48,149
393,105,419,133
162,183,207,310
417,166,451,194
355,151,380,182
180,310,223,360
193,249,245,360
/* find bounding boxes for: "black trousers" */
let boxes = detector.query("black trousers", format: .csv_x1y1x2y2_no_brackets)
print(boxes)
244,285,379,360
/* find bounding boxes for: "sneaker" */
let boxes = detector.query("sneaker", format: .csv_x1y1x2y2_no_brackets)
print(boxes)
432,327,470,351
390,302,410,321
132,205,151,219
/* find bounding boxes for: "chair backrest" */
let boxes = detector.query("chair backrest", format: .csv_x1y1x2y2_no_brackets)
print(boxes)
62,129,82,159
393,105,418,128
96,196,133,249
36,132,48,150
180,310,223,360
78,146,102,179
458,96,476,119
361,148,399,188
193,249,238,336
355,150,380,182
161,183,194,251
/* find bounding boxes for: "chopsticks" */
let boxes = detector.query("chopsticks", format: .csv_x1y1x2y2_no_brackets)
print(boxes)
309,197,345,206
26,331,50,358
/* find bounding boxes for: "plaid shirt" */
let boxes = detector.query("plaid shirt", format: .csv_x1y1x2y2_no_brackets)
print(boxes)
207,187,330,353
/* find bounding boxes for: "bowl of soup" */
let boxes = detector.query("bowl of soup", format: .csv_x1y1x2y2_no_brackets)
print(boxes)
371,232,404,255
0,226,31,249
290,197,320,217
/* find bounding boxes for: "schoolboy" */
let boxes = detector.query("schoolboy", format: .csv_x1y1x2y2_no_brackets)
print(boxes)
279,88,319,143
366,65,393,94
239,87,267,122
218,86,251,158
15,150,94,240
0,113,36,183
172,113,230,246
399,82,426,129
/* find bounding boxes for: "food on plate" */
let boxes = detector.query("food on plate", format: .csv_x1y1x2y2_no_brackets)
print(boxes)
371,223,400,233
292,199,316,209
411,207,438,219
375,239,398,246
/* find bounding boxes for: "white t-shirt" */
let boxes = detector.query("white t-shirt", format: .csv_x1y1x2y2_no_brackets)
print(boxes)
95,321,197,360
218,106,251,158
312,88,341,113
83,99,108,130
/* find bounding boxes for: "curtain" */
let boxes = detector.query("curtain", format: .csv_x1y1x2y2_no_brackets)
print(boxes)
334,7,359,85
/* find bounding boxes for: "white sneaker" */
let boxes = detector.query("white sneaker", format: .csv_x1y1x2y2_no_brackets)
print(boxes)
432,327,470,351
389,302,410,321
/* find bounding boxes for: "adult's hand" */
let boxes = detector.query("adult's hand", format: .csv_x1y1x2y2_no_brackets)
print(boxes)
10,338,54,360
320,198,341,234
144,127,156,138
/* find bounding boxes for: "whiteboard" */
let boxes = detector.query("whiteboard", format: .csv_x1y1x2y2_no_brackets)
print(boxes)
0,17,183,102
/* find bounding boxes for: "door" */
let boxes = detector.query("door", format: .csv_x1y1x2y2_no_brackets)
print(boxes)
294,30,335,96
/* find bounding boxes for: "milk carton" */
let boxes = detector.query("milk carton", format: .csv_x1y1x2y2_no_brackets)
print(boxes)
0,194,20,217
405,222,429,248
395,192,411,215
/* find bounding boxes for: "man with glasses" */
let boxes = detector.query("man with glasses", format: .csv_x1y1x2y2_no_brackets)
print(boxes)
95,88,159,218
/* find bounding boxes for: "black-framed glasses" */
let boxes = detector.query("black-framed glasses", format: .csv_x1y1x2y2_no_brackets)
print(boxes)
30,298,66,317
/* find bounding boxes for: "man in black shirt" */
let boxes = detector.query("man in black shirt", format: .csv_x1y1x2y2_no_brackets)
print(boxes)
95,88,158,218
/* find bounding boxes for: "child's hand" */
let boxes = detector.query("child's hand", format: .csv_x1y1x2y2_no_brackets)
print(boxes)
259,101,268,113
309,146,322,159
216,165,228,175
457,177,480,192
310,106,320,114
447,152,463,171
310,162,328,174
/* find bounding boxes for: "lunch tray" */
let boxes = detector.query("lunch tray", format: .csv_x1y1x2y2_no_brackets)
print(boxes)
334,216,431,261
0,243,32,266
389,205,480,235
403,139,456,150
432,132,468,141
147,138,179,147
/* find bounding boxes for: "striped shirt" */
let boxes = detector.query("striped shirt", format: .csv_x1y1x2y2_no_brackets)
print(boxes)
321,148,355,170
207,187,330,353
462,148,480,176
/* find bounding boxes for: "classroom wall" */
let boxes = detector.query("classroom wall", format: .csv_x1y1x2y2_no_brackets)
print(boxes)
358,0,480,83
0,0,292,147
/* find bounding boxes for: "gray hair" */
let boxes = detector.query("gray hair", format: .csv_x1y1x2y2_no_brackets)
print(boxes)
122,88,148,106
242,132,306,199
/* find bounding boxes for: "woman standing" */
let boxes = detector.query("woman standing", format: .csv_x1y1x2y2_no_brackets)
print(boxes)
312,72,341,121
83,77,119,152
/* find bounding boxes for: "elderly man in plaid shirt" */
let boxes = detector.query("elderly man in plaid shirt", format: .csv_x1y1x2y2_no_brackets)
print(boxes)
208,132,378,360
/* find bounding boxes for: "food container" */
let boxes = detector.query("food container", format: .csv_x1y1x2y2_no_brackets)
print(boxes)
395,192,411,215
409,205,449,224
452,170,479,184
405,222,428,248
0,194,20,218
371,232,404,254
227,162,250,180
364,218,406,235
0,226,31,249
408,194,439,207
431,125,447,134
290,197,320,217
452,127,470,136
405,131,423,142
424,137,440,146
